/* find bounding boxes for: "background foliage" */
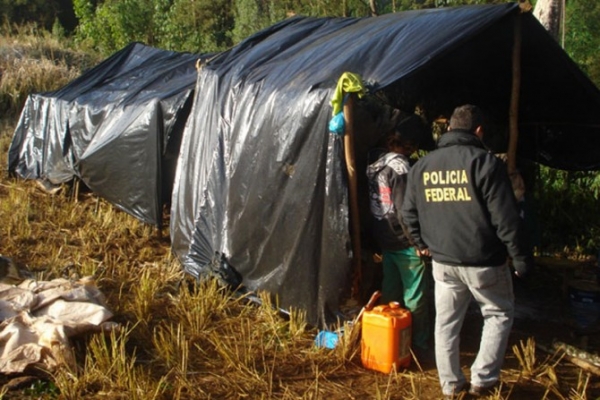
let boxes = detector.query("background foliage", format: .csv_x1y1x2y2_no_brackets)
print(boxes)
3,0,600,81
1,0,600,256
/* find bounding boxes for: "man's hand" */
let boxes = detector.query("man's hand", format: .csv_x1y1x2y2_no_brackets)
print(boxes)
512,255,533,279
417,248,431,257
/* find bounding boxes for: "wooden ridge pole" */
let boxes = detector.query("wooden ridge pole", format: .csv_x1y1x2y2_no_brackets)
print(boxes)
343,94,362,298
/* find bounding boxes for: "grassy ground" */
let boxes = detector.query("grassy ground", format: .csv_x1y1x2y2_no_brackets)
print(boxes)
0,120,429,399
0,123,596,399
0,29,598,400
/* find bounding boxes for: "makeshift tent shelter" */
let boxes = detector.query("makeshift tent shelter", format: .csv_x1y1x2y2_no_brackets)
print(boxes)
171,3,600,327
8,43,211,227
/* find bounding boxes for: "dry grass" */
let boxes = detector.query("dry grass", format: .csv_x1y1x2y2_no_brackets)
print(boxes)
0,30,598,400
0,24,99,118
0,121,595,400
0,120,412,398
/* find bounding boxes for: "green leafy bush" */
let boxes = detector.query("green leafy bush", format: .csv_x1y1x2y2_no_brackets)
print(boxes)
533,166,600,256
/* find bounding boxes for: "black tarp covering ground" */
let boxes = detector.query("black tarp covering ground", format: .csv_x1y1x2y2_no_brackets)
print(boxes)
8,43,211,226
170,3,600,327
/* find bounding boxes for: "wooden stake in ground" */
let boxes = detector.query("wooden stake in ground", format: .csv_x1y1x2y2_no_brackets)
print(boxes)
507,12,522,176
343,93,362,298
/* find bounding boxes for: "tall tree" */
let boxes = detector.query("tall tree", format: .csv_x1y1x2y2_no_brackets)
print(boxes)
564,0,600,87
73,0,235,54
533,0,564,43
156,0,234,52
369,0,378,15
231,0,289,45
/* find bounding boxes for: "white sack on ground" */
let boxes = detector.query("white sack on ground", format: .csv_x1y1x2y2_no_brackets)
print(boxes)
0,277,114,374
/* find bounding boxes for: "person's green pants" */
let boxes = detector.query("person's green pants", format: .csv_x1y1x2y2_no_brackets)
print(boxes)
381,247,430,350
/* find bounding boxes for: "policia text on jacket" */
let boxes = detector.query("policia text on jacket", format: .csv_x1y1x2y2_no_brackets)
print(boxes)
423,170,472,202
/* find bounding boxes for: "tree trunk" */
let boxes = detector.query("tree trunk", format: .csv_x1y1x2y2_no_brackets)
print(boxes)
533,0,564,43
507,14,522,177
369,0,378,16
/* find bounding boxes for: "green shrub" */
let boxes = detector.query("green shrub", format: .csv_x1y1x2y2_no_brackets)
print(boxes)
533,166,600,256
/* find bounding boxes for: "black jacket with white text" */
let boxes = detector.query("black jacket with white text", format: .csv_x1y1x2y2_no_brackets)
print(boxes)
401,130,532,275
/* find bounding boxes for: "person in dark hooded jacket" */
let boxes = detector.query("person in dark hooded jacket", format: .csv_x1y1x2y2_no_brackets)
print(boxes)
366,115,431,356
401,104,532,398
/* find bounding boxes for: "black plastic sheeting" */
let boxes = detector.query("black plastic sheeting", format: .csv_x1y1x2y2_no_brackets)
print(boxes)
8,3,600,327
170,3,600,327
8,43,211,226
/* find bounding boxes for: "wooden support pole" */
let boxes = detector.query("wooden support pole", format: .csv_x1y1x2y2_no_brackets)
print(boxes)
508,13,522,176
343,94,362,298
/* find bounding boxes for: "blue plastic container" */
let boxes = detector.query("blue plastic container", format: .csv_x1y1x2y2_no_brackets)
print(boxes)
315,330,341,349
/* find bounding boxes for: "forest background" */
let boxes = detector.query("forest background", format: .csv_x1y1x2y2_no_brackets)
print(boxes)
1,0,600,257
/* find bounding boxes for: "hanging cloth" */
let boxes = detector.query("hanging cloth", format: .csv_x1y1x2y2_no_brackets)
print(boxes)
329,72,365,136
330,72,365,116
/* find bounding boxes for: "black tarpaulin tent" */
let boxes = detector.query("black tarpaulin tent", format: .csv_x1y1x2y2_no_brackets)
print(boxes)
8,42,211,227
170,3,600,327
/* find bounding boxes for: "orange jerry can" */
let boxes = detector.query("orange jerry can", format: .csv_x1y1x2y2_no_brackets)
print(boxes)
361,302,412,373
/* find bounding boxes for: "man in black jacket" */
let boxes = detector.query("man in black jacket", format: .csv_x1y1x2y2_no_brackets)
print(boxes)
401,105,532,398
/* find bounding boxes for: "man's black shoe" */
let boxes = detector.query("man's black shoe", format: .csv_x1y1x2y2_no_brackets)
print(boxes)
468,382,500,397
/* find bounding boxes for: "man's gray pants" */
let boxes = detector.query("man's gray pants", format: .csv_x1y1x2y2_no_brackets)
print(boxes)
432,261,514,396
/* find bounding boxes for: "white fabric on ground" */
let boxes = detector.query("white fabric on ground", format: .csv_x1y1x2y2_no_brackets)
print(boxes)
0,277,114,373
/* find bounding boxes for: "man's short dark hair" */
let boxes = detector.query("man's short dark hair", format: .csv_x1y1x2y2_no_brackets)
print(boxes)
387,114,426,148
449,104,484,134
